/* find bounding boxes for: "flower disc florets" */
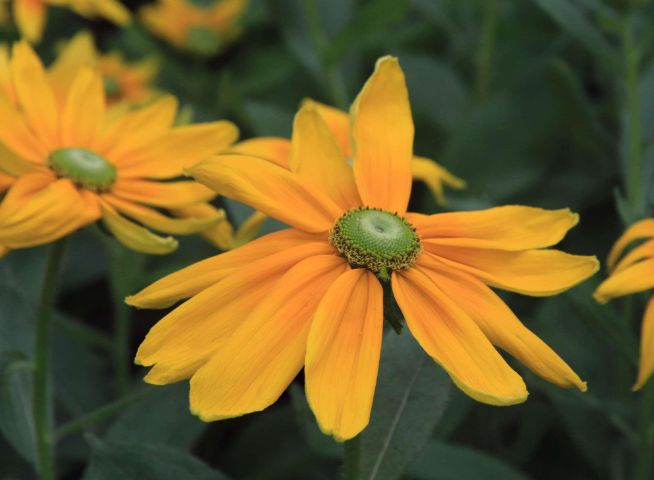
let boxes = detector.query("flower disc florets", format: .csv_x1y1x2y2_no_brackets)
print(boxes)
47,148,117,193
329,207,423,277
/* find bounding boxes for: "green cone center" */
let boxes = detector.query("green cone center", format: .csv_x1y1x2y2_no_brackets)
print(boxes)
103,76,122,98
47,148,117,193
186,26,222,56
329,207,422,276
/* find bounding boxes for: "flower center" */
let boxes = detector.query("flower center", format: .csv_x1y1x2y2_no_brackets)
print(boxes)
103,76,121,98
189,0,219,7
47,148,117,193
186,26,222,56
329,207,422,279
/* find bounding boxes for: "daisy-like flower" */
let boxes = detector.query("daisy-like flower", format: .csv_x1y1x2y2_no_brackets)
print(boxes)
140,0,248,57
594,219,654,390
0,0,131,44
0,41,238,258
129,56,598,441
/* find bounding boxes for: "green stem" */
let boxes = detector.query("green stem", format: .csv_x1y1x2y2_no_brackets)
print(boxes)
475,0,498,102
623,13,642,212
53,389,155,441
53,315,114,351
637,380,654,480
303,0,349,110
343,435,361,480
34,238,68,480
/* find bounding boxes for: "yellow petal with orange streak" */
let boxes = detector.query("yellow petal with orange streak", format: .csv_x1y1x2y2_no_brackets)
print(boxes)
112,178,215,208
634,296,654,391
228,137,291,169
303,99,352,157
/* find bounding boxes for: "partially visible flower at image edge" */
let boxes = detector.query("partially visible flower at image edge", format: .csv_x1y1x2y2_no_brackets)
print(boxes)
594,219,654,390
129,56,599,442
0,0,131,44
140,0,249,57
0,40,238,259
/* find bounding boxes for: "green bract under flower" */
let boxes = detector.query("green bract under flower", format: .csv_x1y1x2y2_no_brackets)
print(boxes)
103,76,122,98
47,148,117,193
186,26,222,56
329,207,422,279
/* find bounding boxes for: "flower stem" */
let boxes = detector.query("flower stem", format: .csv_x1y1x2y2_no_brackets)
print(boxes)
637,380,654,480
53,389,156,441
343,435,361,480
623,13,642,213
34,238,68,480
475,0,498,102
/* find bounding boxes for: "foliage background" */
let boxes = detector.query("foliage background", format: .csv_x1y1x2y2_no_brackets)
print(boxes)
1,0,653,479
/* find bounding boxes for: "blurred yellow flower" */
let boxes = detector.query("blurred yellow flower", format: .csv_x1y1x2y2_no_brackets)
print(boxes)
594,219,654,390
0,0,131,44
130,56,597,441
0,41,238,257
140,0,248,56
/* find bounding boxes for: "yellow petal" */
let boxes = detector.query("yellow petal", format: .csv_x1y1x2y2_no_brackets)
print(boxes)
411,157,466,206
112,179,215,208
304,99,352,157
392,267,529,406
0,245,9,259
613,239,654,274
634,296,654,391
90,0,131,25
13,0,46,44
305,269,383,441
136,243,338,385
126,228,330,309
607,219,654,271
98,199,178,255
423,243,599,296
0,172,14,193
170,202,235,251
350,56,414,214
0,177,100,248
417,254,586,391
190,255,349,421
408,206,580,250
10,42,59,149
593,258,654,304
61,67,105,148
48,30,97,100
103,194,222,235
232,211,268,249
290,104,361,211
188,155,343,233
0,139,42,177
0,43,12,100
228,137,291,169
118,121,239,179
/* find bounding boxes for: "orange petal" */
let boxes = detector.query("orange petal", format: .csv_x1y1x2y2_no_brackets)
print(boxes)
228,137,291,169
305,269,383,441
593,258,654,304
423,243,599,296
351,56,414,214
126,228,330,309
189,255,349,420
112,179,215,208
303,99,352,157
61,67,105,148
13,0,46,44
392,267,528,405
417,254,586,391
170,202,235,251
634,296,654,391
607,219,654,271
0,172,14,193
407,206,579,250
290,104,361,211
188,155,343,233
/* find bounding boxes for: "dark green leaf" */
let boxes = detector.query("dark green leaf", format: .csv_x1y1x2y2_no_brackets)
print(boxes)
359,331,450,480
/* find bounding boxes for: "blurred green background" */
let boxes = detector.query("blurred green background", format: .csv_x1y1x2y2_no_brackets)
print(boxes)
1,0,653,479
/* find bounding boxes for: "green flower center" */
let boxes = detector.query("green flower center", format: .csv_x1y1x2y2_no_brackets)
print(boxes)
103,76,122,98
47,148,117,193
186,26,222,56
329,207,422,279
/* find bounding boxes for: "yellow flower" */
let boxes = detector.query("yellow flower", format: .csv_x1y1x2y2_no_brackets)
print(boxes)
129,56,598,441
140,0,248,56
594,219,654,390
0,41,238,257
0,0,131,44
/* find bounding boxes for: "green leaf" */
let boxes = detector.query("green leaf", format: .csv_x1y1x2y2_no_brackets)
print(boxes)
408,441,533,480
358,331,450,480
83,437,230,480
527,0,620,70
0,351,36,464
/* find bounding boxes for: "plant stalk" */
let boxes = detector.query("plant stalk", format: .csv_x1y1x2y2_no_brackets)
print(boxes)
623,14,642,212
475,0,498,102
343,435,361,480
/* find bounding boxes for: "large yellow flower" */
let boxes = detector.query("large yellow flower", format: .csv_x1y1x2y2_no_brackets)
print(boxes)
0,0,131,43
594,219,654,390
129,56,598,441
140,0,248,56
0,41,238,257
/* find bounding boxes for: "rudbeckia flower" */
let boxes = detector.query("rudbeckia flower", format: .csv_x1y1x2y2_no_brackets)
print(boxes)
594,219,654,390
0,41,238,257
0,0,131,44
130,56,598,441
140,0,248,56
